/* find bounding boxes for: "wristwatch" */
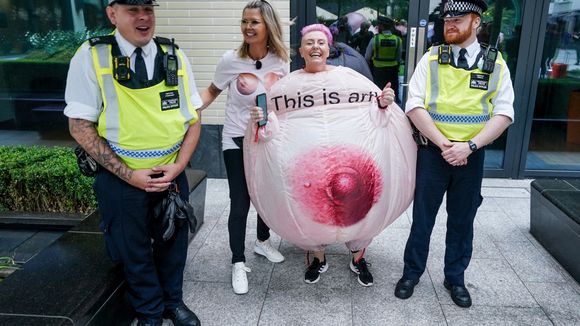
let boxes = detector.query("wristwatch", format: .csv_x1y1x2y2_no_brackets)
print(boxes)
467,140,478,152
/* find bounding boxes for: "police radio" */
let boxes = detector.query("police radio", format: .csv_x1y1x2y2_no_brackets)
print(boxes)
481,37,500,74
113,56,131,81
438,44,452,64
164,38,178,86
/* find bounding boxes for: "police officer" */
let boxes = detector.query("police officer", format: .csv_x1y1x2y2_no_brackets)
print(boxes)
64,1,201,325
394,0,514,308
365,16,402,101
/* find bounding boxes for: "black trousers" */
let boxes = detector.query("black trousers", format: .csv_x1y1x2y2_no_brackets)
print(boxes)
94,169,189,322
402,144,484,286
224,142,270,264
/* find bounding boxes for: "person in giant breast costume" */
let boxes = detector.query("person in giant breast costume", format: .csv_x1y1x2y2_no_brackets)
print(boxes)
245,24,417,286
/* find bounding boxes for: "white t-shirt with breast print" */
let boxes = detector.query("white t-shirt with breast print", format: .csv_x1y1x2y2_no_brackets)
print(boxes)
213,49,289,151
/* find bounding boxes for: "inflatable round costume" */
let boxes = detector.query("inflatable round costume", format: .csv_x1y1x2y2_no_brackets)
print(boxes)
244,66,416,250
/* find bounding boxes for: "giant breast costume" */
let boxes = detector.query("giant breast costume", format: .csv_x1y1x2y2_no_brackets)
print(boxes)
244,66,416,250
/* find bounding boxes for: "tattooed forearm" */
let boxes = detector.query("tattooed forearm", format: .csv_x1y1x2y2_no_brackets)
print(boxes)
69,118,134,182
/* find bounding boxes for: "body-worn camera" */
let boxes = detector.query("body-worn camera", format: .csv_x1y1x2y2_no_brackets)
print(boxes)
113,56,131,81
438,45,452,64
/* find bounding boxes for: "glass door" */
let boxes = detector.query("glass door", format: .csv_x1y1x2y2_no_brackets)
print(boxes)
523,0,580,175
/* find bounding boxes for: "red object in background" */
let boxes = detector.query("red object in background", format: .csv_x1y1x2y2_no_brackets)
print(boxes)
551,63,568,79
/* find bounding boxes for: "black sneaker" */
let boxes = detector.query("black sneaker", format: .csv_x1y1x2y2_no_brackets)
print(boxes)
350,257,373,287
304,256,328,284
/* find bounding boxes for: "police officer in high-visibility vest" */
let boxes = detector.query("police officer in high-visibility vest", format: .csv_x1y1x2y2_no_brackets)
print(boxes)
64,1,201,325
365,15,402,101
394,0,514,308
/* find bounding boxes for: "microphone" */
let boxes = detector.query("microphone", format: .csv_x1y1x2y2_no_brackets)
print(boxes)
255,60,262,70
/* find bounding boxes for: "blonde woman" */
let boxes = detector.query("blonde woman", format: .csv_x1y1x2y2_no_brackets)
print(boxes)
200,0,290,295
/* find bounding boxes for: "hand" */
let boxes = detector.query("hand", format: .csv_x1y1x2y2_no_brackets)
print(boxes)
379,82,395,108
127,168,170,192
441,142,471,166
148,163,184,191
250,106,264,124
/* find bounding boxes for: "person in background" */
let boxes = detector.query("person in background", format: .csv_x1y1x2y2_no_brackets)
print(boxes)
351,21,374,56
365,16,402,102
198,0,289,295
251,23,397,287
394,0,514,308
64,1,201,325
327,27,373,81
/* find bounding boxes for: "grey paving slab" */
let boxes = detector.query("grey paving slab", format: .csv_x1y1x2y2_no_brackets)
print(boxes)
526,282,580,325
182,280,268,326
181,178,580,325
495,240,566,282
428,257,538,308
481,187,530,198
475,210,530,243
442,305,553,326
353,293,446,326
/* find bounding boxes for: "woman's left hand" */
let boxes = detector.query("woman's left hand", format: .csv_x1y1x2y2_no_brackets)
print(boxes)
379,82,395,108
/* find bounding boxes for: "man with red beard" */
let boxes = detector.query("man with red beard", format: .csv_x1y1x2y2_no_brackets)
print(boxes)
394,0,514,308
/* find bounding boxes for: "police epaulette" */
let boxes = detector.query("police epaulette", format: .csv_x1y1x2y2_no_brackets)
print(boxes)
89,35,117,46
155,37,179,49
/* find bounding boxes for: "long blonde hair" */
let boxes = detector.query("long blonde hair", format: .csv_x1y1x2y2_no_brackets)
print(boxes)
237,0,290,62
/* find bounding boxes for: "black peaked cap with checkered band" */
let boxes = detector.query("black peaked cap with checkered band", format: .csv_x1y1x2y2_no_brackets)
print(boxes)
442,0,488,18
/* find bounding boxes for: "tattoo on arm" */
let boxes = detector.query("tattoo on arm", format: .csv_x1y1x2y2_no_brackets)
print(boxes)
69,118,133,182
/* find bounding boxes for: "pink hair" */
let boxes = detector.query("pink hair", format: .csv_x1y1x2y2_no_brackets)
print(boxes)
300,24,333,44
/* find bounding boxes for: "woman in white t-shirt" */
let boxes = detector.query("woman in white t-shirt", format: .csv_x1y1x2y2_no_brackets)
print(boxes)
199,0,290,295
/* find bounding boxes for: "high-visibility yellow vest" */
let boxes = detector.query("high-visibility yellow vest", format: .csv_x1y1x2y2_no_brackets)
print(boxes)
425,45,505,141
90,36,198,169
372,33,401,68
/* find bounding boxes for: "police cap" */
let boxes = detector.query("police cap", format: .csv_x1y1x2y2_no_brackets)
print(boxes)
442,0,488,18
377,16,395,26
108,0,158,6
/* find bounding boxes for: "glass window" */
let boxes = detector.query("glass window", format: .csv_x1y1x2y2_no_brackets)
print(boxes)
0,0,111,145
526,0,580,171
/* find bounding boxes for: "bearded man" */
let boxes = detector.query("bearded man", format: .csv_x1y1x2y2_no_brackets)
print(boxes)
393,0,515,308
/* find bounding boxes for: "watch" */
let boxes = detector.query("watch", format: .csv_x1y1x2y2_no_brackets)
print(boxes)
467,140,478,152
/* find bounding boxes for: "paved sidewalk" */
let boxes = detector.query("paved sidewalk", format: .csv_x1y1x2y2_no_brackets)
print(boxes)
180,178,580,326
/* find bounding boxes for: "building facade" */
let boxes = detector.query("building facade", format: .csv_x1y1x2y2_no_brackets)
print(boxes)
0,0,579,179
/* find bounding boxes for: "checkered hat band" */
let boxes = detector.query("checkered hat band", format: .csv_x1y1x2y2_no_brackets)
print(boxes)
444,2,483,15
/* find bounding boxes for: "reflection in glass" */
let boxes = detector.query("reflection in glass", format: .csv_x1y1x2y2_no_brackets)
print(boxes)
0,0,111,146
526,0,580,171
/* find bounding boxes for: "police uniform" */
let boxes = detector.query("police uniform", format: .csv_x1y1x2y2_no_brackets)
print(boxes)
63,1,202,324
365,16,402,100
396,0,515,307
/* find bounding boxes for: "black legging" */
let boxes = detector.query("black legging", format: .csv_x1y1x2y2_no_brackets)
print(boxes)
223,141,270,264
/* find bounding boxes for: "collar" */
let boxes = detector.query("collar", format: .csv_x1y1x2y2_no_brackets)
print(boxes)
451,40,480,58
114,32,155,58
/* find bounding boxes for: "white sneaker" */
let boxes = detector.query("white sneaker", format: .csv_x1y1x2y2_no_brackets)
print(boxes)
254,239,285,263
232,262,250,294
